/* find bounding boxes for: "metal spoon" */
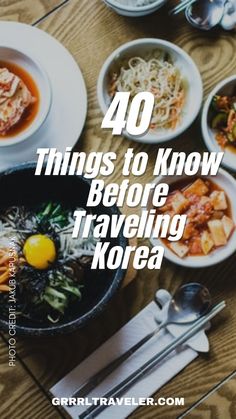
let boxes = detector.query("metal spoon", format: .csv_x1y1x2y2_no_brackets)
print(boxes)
70,283,211,400
155,282,211,329
185,0,227,30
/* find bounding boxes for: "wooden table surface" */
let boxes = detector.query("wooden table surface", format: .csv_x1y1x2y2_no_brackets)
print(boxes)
0,1,236,418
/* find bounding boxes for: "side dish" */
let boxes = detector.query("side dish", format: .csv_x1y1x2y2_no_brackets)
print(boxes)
0,62,39,138
109,50,186,130
0,202,98,323
158,178,234,258
210,94,236,150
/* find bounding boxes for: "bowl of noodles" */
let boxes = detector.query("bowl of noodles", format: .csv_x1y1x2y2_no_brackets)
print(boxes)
0,163,127,336
97,39,203,144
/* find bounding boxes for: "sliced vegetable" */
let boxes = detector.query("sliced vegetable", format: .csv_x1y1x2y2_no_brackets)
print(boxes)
37,202,69,228
41,272,82,315
0,248,17,291
0,284,10,292
211,95,220,111
227,132,234,143
211,112,227,129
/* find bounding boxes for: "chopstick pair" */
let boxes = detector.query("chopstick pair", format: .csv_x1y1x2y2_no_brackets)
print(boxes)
79,301,225,419
169,0,197,16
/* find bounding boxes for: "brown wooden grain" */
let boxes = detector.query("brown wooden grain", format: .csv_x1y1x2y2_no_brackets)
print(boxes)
182,373,236,419
0,0,65,24
0,335,63,419
1,0,236,418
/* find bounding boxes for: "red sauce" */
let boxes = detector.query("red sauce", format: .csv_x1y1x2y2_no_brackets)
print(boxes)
156,178,233,257
0,61,39,139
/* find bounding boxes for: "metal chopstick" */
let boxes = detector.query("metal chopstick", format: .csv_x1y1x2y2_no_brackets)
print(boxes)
70,292,208,399
70,296,164,400
70,323,165,399
169,0,197,16
79,301,225,419
170,0,196,14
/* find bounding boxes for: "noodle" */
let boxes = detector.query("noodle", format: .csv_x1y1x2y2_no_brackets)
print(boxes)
109,51,185,130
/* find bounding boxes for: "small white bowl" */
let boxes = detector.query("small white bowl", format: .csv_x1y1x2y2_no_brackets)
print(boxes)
202,75,236,172
97,38,203,144
148,168,236,268
103,0,166,17
0,46,52,147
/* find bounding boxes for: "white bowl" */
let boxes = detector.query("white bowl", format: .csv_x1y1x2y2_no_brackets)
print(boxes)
148,168,236,268
103,0,166,16
0,46,52,147
202,75,236,172
97,38,203,144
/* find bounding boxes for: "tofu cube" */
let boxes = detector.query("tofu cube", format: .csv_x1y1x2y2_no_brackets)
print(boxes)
182,222,197,240
211,211,224,220
170,242,189,258
184,179,209,197
222,215,234,239
171,191,189,213
199,196,211,206
208,220,227,246
201,230,214,255
210,191,227,210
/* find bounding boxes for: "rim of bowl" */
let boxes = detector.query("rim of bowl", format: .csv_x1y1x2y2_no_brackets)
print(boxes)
104,0,165,11
0,46,52,148
147,166,236,268
0,162,127,335
97,38,203,144
201,74,236,172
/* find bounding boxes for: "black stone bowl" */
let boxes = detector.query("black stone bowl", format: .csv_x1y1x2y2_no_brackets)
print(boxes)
0,163,127,336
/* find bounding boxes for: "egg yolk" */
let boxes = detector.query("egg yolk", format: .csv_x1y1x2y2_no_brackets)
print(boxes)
23,234,56,270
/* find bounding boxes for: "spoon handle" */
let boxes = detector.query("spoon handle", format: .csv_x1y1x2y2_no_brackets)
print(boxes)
70,322,165,400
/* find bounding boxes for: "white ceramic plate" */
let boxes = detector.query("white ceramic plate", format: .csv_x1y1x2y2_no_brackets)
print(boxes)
148,168,236,268
202,75,236,172
0,21,87,170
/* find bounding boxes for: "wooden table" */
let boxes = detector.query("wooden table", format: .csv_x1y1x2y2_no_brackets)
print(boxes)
0,1,236,418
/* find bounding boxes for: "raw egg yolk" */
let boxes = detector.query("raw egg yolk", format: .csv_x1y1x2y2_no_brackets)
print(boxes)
23,234,56,270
